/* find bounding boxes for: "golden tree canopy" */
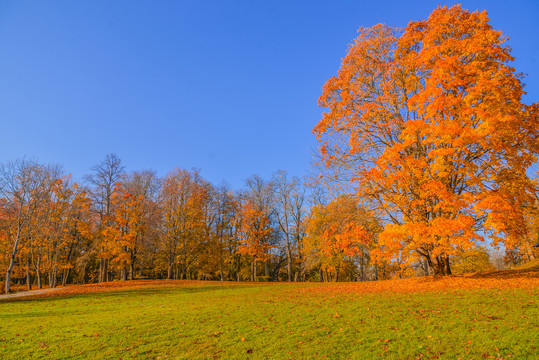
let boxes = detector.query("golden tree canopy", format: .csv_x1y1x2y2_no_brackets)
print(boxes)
314,5,538,274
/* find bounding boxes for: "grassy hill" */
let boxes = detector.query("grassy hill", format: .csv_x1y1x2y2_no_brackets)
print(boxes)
1,272,537,359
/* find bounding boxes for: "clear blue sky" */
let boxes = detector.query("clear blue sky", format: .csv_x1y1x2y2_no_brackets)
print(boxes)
1,0,537,189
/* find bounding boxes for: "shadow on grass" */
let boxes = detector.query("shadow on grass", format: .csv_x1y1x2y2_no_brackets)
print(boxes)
0,283,262,305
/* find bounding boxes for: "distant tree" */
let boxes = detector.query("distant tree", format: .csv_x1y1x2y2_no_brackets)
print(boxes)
237,198,273,281
103,188,145,281
86,153,125,282
159,169,207,279
273,171,308,281
121,170,161,279
213,184,238,281
0,160,59,293
451,246,493,274
304,195,379,281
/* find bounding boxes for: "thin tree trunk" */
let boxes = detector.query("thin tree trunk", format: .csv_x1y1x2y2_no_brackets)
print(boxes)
219,250,224,281
265,258,270,278
253,258,257,282
129,262,135,281
99,257,104,283
26,255,32,291
5,224,23,294
36,255,42,289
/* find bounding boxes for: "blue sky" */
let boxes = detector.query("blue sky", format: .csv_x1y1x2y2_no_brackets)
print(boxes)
0,0,537,189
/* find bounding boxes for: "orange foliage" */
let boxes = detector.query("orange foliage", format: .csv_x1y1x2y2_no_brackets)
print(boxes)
103,187,145,279
304,195,379,280
303,269,539,295
314,5,539,275
237,199,273,261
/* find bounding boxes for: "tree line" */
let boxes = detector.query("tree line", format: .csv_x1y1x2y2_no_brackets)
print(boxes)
0,155,388,293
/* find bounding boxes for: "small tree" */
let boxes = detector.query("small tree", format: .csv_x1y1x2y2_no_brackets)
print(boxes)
304,195,379,281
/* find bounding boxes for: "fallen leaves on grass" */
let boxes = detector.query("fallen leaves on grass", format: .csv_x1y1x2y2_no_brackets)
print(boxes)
301,268,539,295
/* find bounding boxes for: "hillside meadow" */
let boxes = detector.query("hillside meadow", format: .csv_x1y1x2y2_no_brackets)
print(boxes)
1,271,538,360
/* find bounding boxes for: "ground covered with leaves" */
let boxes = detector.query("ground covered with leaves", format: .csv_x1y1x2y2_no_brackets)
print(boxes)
1,271,537,359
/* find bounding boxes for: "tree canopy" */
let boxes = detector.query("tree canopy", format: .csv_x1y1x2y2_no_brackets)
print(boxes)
314,5,539,275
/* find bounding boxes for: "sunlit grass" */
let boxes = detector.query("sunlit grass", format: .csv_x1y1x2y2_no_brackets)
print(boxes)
0,279,537,359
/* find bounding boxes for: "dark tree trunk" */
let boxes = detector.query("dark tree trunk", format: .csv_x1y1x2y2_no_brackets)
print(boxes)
36,256,42,289
26,255,32,291
129,263,135,281
445,256,452,275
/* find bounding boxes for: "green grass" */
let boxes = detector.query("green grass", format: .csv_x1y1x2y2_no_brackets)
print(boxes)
0,281,537,359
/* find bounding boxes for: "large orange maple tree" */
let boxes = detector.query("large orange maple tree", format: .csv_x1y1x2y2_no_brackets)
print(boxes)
314,5,538,275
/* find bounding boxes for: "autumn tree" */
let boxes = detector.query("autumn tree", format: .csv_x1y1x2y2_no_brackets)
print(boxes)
314,5,539,275
237,175,278,281
37,177,93,288
209,184,238,281
451,245,493,274
304,195,379,281
103,188,145,281
159,168,207,279
0,160,59,293
273,171,307,281
118,170,160,279
237,198,274,281
86,153,125,282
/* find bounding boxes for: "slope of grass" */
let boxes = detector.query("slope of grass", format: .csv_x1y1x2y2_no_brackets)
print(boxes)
1,275,537,360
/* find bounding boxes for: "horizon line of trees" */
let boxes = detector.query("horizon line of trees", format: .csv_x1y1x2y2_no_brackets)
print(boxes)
0,154,374,293
1,154,535,293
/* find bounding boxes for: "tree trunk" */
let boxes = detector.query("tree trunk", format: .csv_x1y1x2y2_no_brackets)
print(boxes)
265,259,270,277
286,240,292,282
252,257,257,282
167,263,173,279
319,269,323,282
445,256,452,275
99,258,104,283
52,264,58,287
129,262,135,281
5,271,12,294
219,251,224,281
62,268,70,286
26,255,32,291
5,224,23,294
36,256,42,289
